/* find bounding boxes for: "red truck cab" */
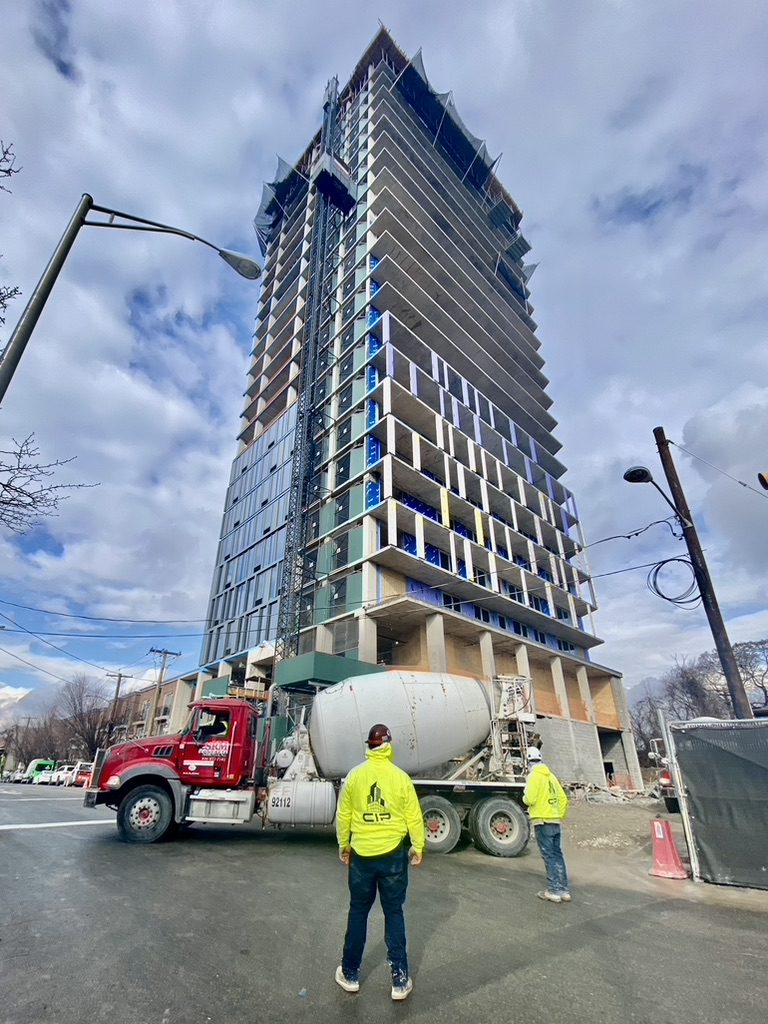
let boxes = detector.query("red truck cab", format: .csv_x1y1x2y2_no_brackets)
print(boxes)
85,699,263,842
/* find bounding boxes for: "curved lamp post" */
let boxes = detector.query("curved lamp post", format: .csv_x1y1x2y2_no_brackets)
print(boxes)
0,193,261,404
623,426,752,719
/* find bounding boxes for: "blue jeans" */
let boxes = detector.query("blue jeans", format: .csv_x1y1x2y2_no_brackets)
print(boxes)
342,846,409,980
534,823,569,894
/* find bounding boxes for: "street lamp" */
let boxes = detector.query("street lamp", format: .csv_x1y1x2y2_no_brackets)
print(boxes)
622,465,692,526
0,193,261,404
623,425,753,719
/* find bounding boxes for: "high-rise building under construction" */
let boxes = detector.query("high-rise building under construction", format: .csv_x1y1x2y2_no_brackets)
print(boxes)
197,28,642,789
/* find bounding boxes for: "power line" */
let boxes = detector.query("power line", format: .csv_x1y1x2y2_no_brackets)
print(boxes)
0,643,73,684
582,517,680,548
670,439,768,501
0,610,110,673
0,629,204,639
0,596,207,624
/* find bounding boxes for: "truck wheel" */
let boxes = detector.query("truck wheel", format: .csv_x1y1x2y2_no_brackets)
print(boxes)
117,785,174,843
469,797,529,857
420,796,462,854
664,796,680,814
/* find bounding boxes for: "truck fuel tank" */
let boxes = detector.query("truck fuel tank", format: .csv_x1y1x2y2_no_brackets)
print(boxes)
309,671,492,779
266,779,337,826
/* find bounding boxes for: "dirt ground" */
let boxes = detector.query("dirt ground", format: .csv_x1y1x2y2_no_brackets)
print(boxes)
565,793,680,853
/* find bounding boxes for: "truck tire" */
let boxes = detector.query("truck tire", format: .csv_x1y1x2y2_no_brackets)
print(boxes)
420,795,462,854
664,796,680,814
468,797,529,857
117,784,174,843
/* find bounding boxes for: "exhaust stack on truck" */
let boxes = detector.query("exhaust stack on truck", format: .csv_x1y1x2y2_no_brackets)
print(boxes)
85,669,536,857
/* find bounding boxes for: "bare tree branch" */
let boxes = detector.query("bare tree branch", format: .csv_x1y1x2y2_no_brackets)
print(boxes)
1,141,22,324
0,140,20,191
0,433,96,534
57,673,110,759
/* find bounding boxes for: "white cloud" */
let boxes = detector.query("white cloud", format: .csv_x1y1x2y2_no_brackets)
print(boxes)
1,0,766,698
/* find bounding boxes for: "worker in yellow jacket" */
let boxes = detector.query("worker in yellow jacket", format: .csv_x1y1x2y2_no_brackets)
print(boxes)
335,723,426,1002
523,746,571,903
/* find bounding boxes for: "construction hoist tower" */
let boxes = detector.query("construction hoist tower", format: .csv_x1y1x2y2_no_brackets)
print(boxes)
273,78,357,666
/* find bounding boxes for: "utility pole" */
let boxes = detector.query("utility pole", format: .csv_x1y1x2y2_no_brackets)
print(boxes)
105,671,127,742
653,426,753,719
147,648,180,736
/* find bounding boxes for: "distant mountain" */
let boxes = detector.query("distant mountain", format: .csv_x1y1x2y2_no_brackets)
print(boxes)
0,684,31,726
0,683,57,726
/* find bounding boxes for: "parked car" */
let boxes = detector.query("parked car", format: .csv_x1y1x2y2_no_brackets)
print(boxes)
25,758,56,784
11,767,26,783
72,762,93,787
36,766,59,785
51,764,76,786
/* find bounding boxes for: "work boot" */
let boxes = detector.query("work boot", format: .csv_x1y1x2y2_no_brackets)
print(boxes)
536,890,562,903
391,969,413,1001
335,965,360,993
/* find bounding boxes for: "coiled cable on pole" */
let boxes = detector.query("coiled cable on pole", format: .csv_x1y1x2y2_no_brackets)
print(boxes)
646,557,701,608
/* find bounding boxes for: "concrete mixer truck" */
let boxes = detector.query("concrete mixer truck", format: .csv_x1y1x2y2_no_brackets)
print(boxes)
84,670,535,857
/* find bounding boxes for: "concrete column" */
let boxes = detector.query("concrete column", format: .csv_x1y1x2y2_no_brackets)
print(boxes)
386,414,396,455
356,612,378,665
550,657,570,717
514,643,531,678
414,515,425,560
479,630,495,680
425,613,447,672
383,452,393,500
515,644,533,713
387,498,398,546
610,676,644,789
169,679,194,732
412,432,421,471
314,623,334,654
194,670,211,701
576,665,596,723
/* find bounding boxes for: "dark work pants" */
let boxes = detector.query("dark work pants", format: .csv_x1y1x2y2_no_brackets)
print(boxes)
342,846,409,980
534,822,569,894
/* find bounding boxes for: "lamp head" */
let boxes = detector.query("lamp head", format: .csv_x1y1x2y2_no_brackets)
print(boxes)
217,248,262,280
759,472,768,492
623,466,654,485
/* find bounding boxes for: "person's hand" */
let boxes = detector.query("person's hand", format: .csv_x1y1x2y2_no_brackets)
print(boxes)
339,846,351,865
409,847,423,867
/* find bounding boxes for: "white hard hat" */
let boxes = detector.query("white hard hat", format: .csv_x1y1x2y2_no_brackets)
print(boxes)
527,746,542,761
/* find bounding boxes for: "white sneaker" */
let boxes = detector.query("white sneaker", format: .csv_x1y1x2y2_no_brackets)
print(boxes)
560,892,572,902
536,890,562,903
335,965,359,993
391,976,413,1001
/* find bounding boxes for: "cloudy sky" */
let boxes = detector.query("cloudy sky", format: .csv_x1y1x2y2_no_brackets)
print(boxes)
1,0,766,718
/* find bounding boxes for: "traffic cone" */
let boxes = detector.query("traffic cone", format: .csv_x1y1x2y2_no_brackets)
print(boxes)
649,817,688,879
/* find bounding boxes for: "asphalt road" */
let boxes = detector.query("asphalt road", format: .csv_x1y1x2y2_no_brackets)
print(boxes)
1,786,766,1024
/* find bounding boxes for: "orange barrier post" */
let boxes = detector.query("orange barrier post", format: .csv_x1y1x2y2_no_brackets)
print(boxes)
649,817,688,879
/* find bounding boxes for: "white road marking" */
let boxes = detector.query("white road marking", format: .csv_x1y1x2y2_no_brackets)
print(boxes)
0,797,85,802
0,819,113,831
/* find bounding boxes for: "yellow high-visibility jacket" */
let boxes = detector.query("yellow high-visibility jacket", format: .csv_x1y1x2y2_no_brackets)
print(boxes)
336,744,426,857
523,763,569,822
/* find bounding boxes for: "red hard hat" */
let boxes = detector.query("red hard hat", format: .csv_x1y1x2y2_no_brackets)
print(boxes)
367,723,392,748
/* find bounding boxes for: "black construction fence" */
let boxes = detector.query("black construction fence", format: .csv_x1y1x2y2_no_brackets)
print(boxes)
670,720,768,890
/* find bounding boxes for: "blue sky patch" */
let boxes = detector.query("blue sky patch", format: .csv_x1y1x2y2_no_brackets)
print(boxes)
32,0,80,82
591,162,707,226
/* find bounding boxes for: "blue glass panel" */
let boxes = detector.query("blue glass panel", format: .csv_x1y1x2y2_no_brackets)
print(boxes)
366,435,382,466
